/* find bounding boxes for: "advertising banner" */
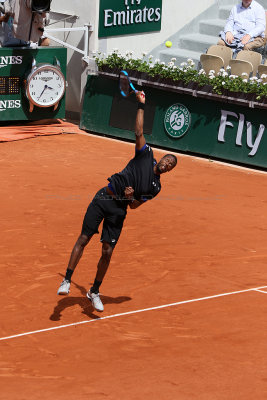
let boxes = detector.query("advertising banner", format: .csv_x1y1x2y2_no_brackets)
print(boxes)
81,75,267,169
98,0,162,38
0,47,66,121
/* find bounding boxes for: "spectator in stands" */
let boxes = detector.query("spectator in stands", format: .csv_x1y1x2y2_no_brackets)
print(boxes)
0,0,16,47
0,0,50,47
12,0,50,45
218,0,266,52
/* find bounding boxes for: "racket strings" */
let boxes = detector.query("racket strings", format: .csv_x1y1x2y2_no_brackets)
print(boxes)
119,73,130,97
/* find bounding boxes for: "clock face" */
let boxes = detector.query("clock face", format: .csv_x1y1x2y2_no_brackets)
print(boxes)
27,64,66,107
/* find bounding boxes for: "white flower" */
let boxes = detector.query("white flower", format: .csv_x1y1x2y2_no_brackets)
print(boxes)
171,57,176,62
112,48,119,53
187,58,194,66
149,55,153,59
209,75,215,79
161,62,165,65
226,65,231,70
243,79,248,83
168,61,174,67
222,72,228,77
222,81,226,85
241,72,248,76
229,74,237,79
142,51,148,57
180,62,187,67
209,70,215,74
260,73,267,79
155,58,160,63
198,69,205,75
187,59,195,67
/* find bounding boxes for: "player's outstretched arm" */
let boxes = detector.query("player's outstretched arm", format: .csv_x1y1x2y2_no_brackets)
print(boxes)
135,91,146,151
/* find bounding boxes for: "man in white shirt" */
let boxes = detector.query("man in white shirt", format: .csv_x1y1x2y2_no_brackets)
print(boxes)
218,0,266,51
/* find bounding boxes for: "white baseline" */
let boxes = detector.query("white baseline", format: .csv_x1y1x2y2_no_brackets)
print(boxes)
0,285,266,342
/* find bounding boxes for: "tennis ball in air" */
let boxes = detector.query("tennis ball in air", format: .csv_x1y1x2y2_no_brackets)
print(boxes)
165,41,172,48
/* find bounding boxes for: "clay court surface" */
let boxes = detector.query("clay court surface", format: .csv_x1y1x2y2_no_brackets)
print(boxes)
1,130,267,399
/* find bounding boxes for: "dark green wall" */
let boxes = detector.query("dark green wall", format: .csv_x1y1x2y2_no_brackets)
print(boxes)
81,75,267,169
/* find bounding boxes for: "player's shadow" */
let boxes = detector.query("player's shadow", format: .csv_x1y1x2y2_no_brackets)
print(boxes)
50,277,132,321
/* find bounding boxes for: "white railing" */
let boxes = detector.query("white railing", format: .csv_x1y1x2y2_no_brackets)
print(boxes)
43,24,93,62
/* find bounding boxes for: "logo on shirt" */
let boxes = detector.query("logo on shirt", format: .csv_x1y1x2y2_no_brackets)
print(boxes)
164,103,191,138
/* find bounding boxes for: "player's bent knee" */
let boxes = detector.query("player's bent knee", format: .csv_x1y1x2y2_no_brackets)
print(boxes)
77,234,90,247
102,242,113,259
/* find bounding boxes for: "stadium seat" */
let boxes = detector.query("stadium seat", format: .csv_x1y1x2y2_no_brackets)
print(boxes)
200,54,224,75
229,59,253,78
235,50,262,76
258,65,267,83
207,45,232,68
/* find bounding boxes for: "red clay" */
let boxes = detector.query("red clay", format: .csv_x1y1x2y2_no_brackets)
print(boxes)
0,132,267,400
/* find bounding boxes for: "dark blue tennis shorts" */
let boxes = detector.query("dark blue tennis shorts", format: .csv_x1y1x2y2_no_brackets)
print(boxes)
81,187,127,248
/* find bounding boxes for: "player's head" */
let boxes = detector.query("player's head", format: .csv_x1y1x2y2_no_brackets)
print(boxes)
156,154,177,174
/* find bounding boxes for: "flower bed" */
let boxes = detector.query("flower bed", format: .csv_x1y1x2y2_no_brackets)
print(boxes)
93,49,267,104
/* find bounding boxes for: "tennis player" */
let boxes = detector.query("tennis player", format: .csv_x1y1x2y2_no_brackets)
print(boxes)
57,91,177,312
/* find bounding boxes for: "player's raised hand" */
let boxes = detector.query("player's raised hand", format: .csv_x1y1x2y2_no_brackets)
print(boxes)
136,91,145,104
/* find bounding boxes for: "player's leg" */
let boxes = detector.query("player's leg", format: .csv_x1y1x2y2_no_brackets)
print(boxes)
87,197,127,311
57,234,92,295
92,240,114,290
87,241,113,312
57,188,106,295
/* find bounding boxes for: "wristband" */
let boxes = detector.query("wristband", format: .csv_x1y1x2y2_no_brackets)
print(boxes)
137,102,145,110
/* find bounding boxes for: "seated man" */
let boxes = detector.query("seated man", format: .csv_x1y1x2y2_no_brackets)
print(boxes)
218,0,266,51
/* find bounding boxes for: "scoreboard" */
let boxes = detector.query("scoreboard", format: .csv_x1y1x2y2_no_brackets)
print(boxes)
0,46,67,121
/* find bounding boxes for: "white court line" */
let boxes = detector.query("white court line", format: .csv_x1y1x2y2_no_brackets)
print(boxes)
0,285,266,342
254,289,267,294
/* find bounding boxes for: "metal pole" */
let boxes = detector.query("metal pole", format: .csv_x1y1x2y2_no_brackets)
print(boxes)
84,24,89,59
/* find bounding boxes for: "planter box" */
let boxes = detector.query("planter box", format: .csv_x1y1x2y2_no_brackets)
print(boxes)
96,67,267,109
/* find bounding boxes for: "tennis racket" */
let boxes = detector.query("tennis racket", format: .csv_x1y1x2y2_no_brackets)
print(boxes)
119,70,138,98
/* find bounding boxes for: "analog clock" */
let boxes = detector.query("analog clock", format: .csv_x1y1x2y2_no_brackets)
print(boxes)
26,61,66,112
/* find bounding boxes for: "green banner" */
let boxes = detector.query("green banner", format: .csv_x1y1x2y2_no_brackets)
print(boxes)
98,0,162,38
81,75,267,169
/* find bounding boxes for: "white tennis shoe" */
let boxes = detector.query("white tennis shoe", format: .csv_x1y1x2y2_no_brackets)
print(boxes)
57,279,71,295
87,290,104,312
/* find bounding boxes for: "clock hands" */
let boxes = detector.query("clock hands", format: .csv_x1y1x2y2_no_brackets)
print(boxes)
37,84,48,100
37,85,55,100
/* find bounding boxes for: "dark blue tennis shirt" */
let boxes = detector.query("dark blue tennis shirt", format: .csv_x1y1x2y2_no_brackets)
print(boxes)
108,144,161,202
